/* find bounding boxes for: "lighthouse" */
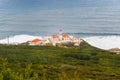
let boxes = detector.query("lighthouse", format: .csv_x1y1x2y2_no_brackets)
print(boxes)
59,29,62,35
59,29,63,40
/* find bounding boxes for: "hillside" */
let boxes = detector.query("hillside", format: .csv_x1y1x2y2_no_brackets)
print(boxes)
0,41,120,80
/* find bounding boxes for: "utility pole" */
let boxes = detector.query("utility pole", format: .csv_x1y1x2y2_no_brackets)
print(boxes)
7,35,9,44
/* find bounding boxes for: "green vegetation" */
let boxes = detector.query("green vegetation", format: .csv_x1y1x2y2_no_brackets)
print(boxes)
0,41,120,80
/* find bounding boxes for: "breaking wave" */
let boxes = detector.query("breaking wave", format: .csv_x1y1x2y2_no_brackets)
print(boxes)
0,35,42,44
0,34,120,50
84,36,120,50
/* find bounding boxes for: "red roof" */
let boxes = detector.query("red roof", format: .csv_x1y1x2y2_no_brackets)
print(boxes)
62,34,69,38
51,34,58,39
31,39,41,43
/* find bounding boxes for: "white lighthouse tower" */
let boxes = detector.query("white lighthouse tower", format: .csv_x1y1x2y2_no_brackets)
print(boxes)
59,29,63,40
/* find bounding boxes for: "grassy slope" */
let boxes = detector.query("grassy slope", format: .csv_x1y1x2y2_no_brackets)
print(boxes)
0,41,120,79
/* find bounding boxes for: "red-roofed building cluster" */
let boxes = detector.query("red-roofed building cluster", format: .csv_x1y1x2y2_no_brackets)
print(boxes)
28,29,82,46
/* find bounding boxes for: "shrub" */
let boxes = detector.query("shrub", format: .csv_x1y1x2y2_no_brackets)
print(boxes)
91,52,97,56
64,54,91,60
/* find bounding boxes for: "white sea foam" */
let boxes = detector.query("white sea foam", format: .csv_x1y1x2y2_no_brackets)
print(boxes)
0,35,42,44
84,36,120,50
0,34,120,50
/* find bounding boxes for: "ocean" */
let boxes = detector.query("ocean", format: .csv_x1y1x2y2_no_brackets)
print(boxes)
0,0,120,49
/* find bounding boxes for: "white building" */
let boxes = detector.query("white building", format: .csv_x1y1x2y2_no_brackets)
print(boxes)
51,34,59,46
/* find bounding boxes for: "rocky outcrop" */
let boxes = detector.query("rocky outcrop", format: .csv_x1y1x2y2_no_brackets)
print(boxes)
109,48,120,54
